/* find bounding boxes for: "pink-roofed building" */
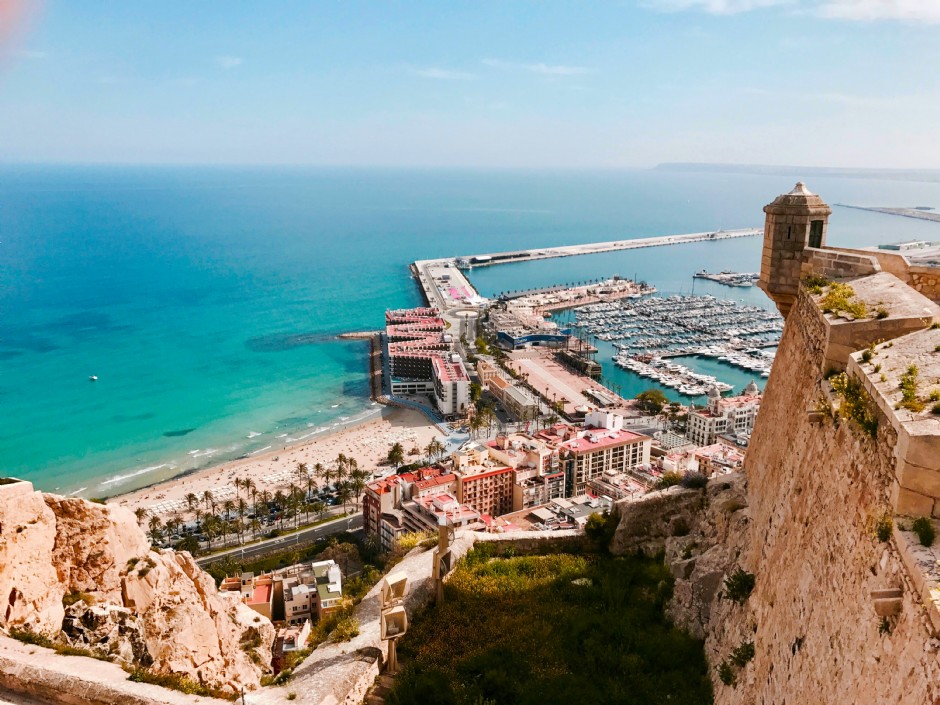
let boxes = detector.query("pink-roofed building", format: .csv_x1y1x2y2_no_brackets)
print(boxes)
560,427,652,496
385,307,469,416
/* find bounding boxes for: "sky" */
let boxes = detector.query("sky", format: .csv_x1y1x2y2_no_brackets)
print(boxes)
0,0,939,168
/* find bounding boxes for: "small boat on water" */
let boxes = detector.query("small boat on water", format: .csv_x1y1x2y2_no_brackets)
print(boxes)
89,375,98,382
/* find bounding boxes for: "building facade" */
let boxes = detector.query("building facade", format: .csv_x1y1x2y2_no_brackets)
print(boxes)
687,384,761,447
560,427,652,496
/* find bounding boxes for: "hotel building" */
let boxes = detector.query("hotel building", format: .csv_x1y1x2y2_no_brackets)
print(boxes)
559,413,652,495
385,308,470,416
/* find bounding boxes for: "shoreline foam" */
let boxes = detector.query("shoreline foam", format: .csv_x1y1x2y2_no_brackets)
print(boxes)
109,405,445,517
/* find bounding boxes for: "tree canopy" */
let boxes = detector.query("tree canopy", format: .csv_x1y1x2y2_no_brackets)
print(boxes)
635,388,668,415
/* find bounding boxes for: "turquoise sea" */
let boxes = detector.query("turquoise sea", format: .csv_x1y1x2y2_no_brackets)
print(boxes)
3,166,940,496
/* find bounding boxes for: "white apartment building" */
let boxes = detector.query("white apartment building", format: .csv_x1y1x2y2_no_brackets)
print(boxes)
687,383,761,447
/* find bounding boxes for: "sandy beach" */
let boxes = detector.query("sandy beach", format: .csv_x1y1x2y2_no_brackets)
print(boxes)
111,407,445,518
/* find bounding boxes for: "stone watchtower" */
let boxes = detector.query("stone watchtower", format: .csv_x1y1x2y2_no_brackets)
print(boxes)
758,182,831,316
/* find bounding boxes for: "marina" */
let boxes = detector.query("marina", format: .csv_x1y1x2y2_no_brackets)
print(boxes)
568,294,783,396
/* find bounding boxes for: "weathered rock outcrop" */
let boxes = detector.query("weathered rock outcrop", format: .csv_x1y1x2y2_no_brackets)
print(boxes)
0,480,62,634
0,482,274,694
612,475,750,642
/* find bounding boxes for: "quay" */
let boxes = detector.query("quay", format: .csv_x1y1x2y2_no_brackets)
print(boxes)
837,203,940,224
454,227,761,269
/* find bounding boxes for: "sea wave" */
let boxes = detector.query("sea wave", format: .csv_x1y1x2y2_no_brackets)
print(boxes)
99,463,170,487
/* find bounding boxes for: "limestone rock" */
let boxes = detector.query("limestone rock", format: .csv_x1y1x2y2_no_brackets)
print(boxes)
61,600,151,666
44,496,150,603
122,549,275,693
0,480,275,694
0,481,63,635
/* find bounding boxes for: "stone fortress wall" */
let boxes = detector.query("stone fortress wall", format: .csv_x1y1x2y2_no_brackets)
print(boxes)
610,183,940,704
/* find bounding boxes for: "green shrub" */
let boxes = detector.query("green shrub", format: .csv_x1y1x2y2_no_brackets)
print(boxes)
584,511,618,553
928,389,940,402
875,514,893,542
933,402,940,416
332,615,360,642
897,365,925,412
656,471,683,489
874,364,882,373
818,282,867,318
730,641,755,667
127,668,235,700
912,517,935,547
681,472,709,489
861,349,873,363
803,273,831,295
8,628,109,661
8,628,54,649
287,693,297,701
875,307,889,319
830,372,879,438
62,591,95,608
724,569,755,603
718,660,736,686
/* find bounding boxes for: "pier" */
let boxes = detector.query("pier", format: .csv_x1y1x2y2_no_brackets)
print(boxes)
454,227,761,269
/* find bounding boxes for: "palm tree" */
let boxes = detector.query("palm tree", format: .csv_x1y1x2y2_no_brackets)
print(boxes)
311,500,326,521
425,438,445,464
222,498,236,522
185,492,199,515
313,462,326,488
336,481,352,516
258,489,271,521
236,497,248,541
273,490,286,529
233,477,243,499
134,507,148,526
201,514,217,550
387,442,405,467
244,479,257,509
249,517,262,540
148,515,163,543
202,490,214,513
334,453,349,484
349,467,368,510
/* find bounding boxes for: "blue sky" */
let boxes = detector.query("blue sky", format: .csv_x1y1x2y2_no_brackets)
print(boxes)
1,0,938,167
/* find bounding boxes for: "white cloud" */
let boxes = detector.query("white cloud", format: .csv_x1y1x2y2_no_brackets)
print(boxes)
815,0,940,22
639,0,790,14
413,67,478,80
482,59,590,76
641,0,940,21
215,55,243,69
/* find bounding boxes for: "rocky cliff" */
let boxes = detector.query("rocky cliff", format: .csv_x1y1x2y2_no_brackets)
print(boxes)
613,283,940,704
0,482,274,695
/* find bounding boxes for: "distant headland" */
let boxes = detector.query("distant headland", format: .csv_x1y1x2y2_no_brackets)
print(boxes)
655,162,940,184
